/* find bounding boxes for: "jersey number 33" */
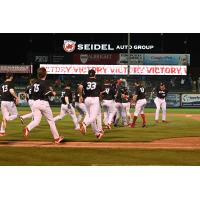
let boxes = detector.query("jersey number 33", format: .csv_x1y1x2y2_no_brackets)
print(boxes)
86,82,96,90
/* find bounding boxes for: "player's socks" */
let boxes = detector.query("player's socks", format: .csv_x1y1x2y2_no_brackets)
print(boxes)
141,114,146,125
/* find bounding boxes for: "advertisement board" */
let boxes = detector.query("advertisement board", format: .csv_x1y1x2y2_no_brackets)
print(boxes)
129,65,187,75
144,54,190,65
119,54,144,64
73,53,119,64
0,65,33,74
181,94,200,107
166,93,181,107
40,64,128,75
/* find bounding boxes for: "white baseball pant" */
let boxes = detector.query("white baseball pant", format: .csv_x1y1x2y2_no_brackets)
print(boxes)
122,102,131,120
21,99,34,120
75,102,88,123
54,104,80,129
27,100,60,139
102,100,115,125
134,99,147,116
154,97,167,121
114,102,127,126
0,101,18,133
83,97,103,135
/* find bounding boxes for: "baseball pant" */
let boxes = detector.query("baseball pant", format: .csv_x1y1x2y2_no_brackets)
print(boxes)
27,100,60,139
134,99,147,116
83,97,103,135
114,102,127,126
75,102,88,123
0,101,18,133
102,100,115,125
122,102,131,121
21,99,34,120
54,104,80,129
154,97,167,121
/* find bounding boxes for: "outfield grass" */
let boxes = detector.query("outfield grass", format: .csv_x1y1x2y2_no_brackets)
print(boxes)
0,107,200,165
0,107,200,142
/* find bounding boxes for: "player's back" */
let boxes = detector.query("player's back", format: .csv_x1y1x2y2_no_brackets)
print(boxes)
102,83,115,100
136,85,146,100
83,77,101,97
61,88,73,104
32,79,50,101
0,81,15,101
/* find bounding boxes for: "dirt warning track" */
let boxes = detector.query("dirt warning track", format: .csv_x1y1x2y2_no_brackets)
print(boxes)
1,137,200,149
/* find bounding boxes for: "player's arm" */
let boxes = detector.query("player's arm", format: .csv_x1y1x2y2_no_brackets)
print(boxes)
45,86,56,96
9,88,19,105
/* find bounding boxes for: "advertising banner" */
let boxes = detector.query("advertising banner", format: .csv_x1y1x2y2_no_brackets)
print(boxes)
129,65,187,75
119,53,144,64
166,93,181,107
73,53,119,64
144,54,190,65
181,94,200,107
0,65,33,74
40,64,128,75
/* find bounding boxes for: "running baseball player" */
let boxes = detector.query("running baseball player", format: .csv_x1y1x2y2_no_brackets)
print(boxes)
20,78,35,123
54,81,80,130
0,73,20,136
101,79,115,129
121,87,131,124
23,67,64,144
129,81,147,128
113,80,128,127
74,83,88,123
79,69,104,139
154,83,168,123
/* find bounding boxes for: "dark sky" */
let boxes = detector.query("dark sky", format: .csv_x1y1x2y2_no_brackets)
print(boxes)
0,33,200,67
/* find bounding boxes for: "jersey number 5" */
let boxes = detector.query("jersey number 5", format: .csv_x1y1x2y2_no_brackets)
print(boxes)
86,82,96,90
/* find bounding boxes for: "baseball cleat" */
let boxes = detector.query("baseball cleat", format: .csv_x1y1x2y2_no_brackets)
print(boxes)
129,123,135,128
80,122,86,135
23,127,29,137
96,132,104,139
142,123,146,128
54,136,64,144
19,116,24,124
0,132,6,137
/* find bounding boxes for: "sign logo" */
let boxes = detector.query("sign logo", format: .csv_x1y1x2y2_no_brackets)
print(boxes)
80,54,88,63
63,40,76,53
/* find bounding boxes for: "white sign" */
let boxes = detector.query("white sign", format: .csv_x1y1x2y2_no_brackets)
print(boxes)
129,65,187,75
40,64,127,75
40,64,187,75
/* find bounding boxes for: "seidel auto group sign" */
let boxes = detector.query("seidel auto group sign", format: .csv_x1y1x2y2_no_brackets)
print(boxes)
63,40,154,53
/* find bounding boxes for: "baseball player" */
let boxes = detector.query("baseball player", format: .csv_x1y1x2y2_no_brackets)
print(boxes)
121,87,131,124
101,79,115,129
130,81,147,128
154,83,168,122
54,82,80,130
74,84,88,123
23,67,64,144
79,69,104,139
20,78,36,123
0,73,20,136
113,80,128,127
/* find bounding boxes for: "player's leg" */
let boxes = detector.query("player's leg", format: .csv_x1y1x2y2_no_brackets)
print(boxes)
130,100,143,128
42,102,60,140
102,103,109,126
75,103,83,122
83,97,100,126
0,102,9,134
5,102,18,121
21,100,34,120
140,100,147,127
54,104,67,121
107,100,114,127
126,102,131,123
121,103,128,126
154,97,161,122
161,100,167,122
68,105,80,130
114,103,121,127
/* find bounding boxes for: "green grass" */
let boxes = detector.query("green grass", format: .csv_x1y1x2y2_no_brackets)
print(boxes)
0,147,200,166
0,107,200,165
